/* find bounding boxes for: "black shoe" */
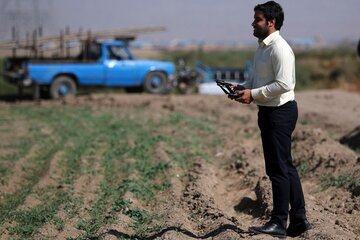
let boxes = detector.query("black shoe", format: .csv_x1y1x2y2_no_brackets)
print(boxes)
249,222,286,238
287,219,312,237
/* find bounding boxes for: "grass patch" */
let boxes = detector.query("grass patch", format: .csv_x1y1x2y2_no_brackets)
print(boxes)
297,161,309,177
320,174,360,191
9,191,70,238
0,186,32,224
0,121,33,183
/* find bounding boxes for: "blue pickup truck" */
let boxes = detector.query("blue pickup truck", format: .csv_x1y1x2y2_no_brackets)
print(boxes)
2,39,175,98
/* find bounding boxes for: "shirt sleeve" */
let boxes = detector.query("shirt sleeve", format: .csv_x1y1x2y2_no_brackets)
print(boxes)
251,46,295,102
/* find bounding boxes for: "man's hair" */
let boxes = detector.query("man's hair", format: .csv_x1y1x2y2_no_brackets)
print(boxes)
254,1,284,30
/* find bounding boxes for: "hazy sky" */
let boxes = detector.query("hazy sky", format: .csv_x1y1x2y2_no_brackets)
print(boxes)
2,0,360,44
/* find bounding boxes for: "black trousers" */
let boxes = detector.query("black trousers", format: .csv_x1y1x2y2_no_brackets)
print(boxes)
258,100,306,228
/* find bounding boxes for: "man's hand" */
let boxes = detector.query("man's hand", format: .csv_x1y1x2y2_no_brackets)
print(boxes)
234,89,253,104
230,84,245,91
227,84,245,100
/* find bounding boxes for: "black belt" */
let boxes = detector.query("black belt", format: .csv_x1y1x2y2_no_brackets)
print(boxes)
257,100,295,110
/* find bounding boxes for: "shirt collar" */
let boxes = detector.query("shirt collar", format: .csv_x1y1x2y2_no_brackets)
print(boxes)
258,31,279,47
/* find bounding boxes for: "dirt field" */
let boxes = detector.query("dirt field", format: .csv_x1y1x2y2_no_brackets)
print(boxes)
0,89,359,240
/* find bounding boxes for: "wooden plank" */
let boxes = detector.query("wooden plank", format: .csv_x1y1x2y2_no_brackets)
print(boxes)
0,26,166,49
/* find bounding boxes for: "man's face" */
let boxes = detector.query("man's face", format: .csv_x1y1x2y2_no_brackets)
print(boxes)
252,10,270,40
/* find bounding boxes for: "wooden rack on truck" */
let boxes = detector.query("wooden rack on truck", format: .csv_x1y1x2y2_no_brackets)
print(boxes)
0,26,165,59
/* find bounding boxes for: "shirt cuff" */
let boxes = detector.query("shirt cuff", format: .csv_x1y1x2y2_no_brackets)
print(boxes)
251,88,261,100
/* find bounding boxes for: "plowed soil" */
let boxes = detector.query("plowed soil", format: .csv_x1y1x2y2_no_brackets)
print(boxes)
1,89,359,240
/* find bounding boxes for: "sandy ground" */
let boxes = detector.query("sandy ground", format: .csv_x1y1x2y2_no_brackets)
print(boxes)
0,89,359,239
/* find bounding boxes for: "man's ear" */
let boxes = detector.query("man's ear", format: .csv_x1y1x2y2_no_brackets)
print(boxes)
267,19,276,29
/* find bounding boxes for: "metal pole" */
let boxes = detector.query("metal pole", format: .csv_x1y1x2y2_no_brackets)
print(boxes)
38,26,43,58
60,29,64,58
65,25,70,58
26,32,30,57
38,25,43,37
32,29,38,58
11,26,16,57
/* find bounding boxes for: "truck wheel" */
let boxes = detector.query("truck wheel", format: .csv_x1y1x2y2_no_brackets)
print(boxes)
50,76,77,99
144,71,168,94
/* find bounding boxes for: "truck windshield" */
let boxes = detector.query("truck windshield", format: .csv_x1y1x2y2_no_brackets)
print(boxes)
108,46,132,60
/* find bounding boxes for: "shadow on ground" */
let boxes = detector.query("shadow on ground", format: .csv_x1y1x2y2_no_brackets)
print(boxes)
0,94,35,102
234,197,267,218
340,126,360,152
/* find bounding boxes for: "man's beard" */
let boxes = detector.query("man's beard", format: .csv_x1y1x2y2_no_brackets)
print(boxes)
253,26,269,40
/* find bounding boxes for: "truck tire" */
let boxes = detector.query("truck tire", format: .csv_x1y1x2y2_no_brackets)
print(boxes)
144,71,168,94
50,75,77,99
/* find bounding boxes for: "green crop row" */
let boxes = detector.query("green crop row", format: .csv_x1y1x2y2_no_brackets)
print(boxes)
0,104,217,239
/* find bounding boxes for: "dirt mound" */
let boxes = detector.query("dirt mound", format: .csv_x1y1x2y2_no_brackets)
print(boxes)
293,126,359,178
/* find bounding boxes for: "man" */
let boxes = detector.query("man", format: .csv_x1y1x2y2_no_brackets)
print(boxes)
231,1,311,238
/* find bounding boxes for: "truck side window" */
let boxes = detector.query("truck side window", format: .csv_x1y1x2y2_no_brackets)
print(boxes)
108,46,131,60
88,44,102,60
78,42,102,61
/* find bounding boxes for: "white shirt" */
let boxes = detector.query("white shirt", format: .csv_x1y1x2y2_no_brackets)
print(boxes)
246,31,296,106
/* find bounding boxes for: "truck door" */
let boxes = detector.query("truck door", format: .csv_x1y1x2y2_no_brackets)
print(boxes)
76,42,105,85
104,45,139,86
